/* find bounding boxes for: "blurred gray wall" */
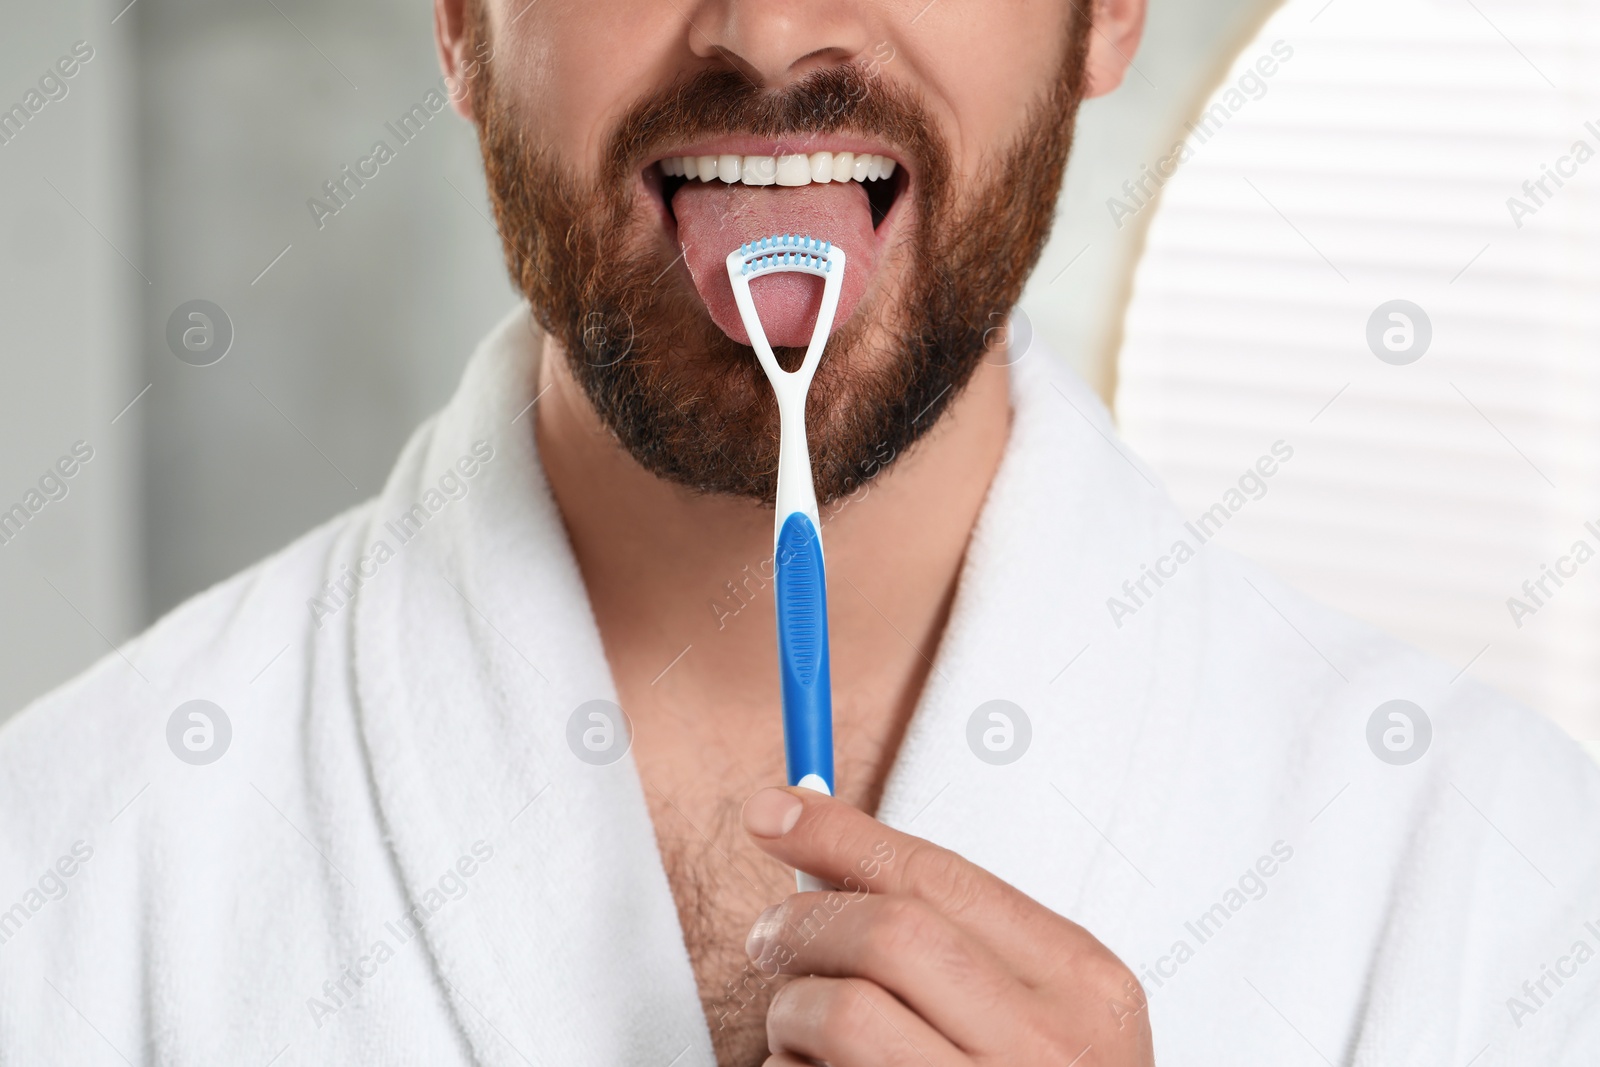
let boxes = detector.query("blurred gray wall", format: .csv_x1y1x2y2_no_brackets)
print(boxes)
134,0,513,619
1,0,1275,721
0,0,141,717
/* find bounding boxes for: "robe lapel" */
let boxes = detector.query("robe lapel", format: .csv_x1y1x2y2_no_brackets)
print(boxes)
352,306,1198,1065
352,306,714,1067
874,348,1201,950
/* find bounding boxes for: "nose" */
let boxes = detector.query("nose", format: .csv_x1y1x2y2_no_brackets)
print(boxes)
686,0,876,88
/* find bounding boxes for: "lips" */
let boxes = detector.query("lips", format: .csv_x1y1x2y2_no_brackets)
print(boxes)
658,146,905,347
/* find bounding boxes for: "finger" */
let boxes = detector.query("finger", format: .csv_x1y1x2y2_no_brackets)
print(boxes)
742,787,1088,984
766,976,965,1067
748,891,1031,1053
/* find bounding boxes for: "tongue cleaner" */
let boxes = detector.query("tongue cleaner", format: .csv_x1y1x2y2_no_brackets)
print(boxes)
725,234,847,893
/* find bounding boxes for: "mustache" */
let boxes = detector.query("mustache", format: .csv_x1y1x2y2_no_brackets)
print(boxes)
600,64,949,194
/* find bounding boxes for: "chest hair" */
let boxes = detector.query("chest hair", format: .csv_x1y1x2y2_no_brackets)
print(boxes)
651,787,798,1067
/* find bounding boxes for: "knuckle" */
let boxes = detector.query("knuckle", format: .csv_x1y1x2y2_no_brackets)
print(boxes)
818,979,880,1039
1080,945,1143,1003
1098,952,1140,993
901,845,984,910
862,896,938,960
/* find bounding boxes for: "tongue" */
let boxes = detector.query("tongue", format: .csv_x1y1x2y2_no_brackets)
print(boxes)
674,180,876,348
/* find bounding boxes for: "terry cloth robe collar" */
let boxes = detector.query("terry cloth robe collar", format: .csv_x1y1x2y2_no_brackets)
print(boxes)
350,303,1201,1065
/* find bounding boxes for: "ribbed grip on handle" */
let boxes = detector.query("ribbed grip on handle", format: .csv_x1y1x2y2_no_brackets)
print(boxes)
775,512,834,794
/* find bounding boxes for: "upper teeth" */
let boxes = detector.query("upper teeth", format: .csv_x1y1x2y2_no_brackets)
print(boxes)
661,151,897,186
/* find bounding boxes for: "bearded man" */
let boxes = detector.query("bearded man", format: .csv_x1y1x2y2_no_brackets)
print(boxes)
2,1,1598,1064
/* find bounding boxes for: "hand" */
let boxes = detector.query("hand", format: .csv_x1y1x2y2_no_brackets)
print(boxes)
740,787,1155,1066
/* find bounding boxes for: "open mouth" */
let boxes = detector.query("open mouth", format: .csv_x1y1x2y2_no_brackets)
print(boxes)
644,143,910,347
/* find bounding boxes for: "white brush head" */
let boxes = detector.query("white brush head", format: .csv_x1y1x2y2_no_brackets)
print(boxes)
724,234,848,533
724,235,848,388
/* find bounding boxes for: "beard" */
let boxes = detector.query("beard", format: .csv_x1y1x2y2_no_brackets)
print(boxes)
465,11,1090,506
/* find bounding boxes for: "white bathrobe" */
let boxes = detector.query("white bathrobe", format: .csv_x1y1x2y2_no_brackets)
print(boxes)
2,304,1597,1066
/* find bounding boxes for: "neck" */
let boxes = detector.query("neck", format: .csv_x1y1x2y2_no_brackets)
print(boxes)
534,334,1012,811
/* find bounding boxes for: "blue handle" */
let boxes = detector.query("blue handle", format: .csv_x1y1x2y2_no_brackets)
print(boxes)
775,512,834,793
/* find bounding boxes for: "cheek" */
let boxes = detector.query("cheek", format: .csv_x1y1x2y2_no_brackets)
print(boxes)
892,0,1069,177
496,0,689,168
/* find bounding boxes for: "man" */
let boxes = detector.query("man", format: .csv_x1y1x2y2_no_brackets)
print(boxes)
2,0,1597,1063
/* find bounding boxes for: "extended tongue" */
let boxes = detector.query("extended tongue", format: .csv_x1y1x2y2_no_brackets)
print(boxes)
674,180,875,347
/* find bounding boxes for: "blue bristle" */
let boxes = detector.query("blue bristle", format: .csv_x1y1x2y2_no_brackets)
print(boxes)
734,240,837,274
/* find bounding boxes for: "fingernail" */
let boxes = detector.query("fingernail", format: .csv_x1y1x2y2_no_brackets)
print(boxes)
745,903,782,961
743,788,803,838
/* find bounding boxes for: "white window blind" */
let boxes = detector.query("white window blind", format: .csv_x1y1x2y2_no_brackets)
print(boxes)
1115,0,1600,754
